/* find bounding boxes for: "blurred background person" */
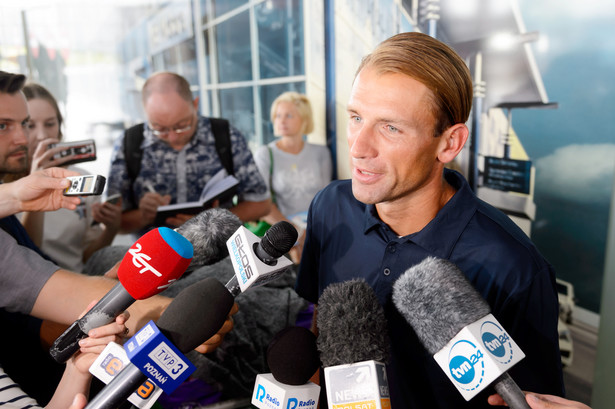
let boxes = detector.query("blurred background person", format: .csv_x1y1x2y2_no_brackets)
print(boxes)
107,71,270,238
253,91,332,264
18,83,121,273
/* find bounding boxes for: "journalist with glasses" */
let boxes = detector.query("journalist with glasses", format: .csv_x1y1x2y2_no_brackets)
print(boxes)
107,72,271,237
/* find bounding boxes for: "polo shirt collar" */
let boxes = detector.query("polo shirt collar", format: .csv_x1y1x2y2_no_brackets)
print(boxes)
361,169,478,258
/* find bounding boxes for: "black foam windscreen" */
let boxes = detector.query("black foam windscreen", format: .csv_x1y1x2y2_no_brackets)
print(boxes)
156,277,235,352
266,326,319,386
392,256,491,354
176,207,242,268
316,278,390,367
260,221,298,258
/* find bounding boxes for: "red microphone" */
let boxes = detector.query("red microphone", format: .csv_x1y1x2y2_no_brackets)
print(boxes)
49,227,193,363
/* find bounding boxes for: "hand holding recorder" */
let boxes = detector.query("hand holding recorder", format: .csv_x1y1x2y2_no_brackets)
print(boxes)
0,167,81,217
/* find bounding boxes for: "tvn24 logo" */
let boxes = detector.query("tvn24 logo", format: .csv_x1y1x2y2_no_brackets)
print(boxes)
447,320,516,391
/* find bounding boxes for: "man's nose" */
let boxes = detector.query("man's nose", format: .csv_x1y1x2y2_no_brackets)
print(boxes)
349,126,376,159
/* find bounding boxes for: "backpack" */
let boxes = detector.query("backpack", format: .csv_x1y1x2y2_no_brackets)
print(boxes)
122,118,233,208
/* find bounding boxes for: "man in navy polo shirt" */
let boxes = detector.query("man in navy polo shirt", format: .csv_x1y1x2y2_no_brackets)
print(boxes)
295,32,564,408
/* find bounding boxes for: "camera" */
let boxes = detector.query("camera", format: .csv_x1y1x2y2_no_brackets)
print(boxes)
64,175,106,196
49,139,97,166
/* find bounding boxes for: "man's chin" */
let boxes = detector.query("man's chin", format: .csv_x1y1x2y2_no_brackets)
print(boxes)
1,161,28,175
351,182,380,205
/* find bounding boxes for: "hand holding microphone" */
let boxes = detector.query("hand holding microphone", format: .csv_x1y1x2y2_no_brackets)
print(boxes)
50,226,193,363
51,207,243,363
392,256,530,409
85,276,236,409
85,221,298,409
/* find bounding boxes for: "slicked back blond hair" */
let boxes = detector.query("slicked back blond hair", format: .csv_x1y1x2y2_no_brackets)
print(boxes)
356,32,473,137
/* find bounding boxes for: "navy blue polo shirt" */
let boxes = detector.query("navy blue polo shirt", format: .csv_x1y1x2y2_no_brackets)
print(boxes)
296,169,564,408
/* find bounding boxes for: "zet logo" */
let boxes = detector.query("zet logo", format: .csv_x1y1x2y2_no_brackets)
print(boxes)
447,340,485,391
129,243,162,277
480,321,514,365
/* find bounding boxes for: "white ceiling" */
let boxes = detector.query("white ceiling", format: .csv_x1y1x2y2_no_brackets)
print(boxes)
437,0,550,110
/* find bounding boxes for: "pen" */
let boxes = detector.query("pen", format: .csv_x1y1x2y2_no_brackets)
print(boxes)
145,183,156,194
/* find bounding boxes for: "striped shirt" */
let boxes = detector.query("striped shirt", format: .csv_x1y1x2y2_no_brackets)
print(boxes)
0,367,40,409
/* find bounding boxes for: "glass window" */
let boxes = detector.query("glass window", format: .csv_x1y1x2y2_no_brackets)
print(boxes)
219,86,255,145
259,82,305,145
256,0,304,79
152,39,198,85
201,0,248,23
215,10,252,83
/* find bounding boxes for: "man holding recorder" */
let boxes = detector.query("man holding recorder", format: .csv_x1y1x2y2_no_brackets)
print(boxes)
0,70,237,405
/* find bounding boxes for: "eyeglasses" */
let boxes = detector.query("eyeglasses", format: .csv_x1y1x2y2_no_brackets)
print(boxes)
148,117,194,136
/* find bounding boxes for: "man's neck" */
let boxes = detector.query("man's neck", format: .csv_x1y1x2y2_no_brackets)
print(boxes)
375,178,456,237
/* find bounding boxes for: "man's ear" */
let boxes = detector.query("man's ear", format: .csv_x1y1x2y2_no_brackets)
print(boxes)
437,123,469,164
192,97,200,110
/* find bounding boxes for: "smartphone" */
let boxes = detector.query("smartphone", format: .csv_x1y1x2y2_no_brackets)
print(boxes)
49,139,97,166
64,175,106,196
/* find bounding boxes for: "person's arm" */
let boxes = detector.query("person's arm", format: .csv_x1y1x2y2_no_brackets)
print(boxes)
0,168,80,218
34,265,236,352
31,268,169,335
230,198,271,223
19,210,45,247
45,309,130,409
488,392,591,409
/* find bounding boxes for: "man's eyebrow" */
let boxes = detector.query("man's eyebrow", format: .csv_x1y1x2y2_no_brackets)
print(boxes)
0,116,29,123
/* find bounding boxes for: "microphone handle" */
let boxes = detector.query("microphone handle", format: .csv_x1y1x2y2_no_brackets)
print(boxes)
85,363,148,409
224,275,241,297
255,243,277,265
493,373,531,409
49,282,136,363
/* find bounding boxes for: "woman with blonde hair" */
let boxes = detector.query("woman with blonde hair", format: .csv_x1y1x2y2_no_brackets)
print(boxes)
254,91,332,263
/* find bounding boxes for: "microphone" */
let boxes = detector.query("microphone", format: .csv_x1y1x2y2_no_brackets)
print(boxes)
252,326,321,409
392,256,529,408
50,227,193,363
86,276,235,409
87,221,297,409
175,207,242,270
317,279,392,409
225,221,297,296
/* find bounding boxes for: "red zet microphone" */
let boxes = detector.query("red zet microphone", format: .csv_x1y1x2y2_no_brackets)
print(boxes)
49,227,193,363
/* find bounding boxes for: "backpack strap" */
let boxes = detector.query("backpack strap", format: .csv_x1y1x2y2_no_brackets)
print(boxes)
267,145,276,204
210,118,234,176
122,123,145,209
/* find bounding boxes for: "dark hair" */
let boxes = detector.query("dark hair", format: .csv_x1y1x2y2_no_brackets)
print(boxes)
356,32,473,137
142,71,193,105
23,82,64,139
0,71,26,94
